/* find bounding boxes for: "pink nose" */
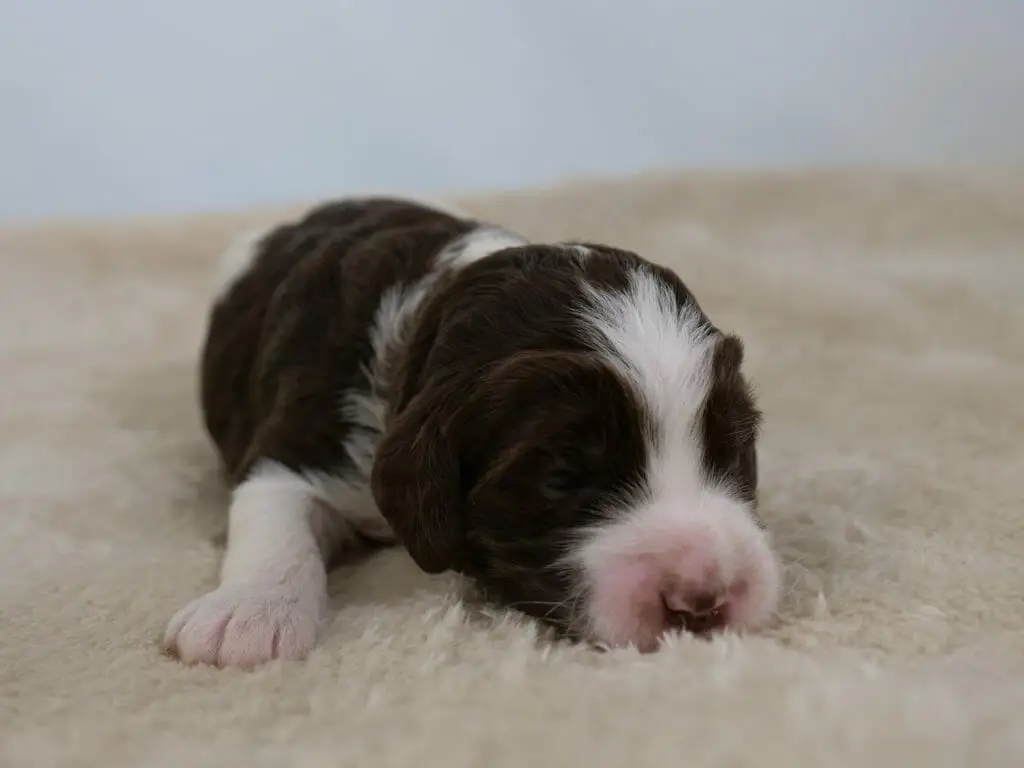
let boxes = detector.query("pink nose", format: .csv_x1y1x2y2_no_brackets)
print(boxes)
662,588,726,634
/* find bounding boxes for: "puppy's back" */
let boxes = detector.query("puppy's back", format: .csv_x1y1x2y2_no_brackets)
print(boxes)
200,198,474,483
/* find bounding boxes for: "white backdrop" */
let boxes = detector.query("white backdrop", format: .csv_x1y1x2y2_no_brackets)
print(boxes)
2,0,1023,218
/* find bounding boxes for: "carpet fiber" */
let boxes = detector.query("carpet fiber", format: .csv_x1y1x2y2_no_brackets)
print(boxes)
2,170,1023,767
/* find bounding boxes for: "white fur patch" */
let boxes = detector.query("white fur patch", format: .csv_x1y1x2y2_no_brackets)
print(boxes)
339,283,429,479
334,278,441,523
572,267,782,650
563,243,593,258
580,267,717,453
333,222,529,518
436,226,528,269
366,280,438,391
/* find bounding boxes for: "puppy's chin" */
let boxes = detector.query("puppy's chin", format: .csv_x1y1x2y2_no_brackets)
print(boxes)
571,490,782,652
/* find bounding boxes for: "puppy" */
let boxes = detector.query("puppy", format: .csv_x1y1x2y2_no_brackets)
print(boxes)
163,197,782,667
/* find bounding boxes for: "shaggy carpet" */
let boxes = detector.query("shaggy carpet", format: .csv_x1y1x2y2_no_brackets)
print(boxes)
1,170,1022,767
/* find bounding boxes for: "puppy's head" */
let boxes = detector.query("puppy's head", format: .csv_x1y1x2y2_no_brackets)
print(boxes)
371,249,781,651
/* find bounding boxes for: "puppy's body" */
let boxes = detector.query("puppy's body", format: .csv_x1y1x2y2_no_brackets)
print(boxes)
165,198,782,667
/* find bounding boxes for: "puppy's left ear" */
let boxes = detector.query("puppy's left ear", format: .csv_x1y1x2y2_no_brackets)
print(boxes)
711,332,745,383
370,379,465,574
708,332,760,433
705,333,762,504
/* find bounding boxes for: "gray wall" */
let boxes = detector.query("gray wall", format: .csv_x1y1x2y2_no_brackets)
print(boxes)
3,0,1023,218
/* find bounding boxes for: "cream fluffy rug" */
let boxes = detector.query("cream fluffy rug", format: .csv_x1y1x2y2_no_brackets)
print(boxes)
1,170,1022,767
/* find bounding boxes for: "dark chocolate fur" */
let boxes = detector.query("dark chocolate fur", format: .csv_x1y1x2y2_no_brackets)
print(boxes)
200,199,475,487
202,199,762,636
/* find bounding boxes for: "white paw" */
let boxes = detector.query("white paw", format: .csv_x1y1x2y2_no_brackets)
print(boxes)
163,581,325,668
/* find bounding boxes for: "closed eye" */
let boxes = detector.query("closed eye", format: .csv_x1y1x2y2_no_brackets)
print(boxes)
543,466,579,497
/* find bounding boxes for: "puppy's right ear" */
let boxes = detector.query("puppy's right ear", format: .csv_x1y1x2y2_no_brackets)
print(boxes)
370,384,464,574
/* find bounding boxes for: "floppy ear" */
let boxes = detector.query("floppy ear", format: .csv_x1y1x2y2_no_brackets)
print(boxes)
711,332,745,383
705,333,762,505
370,383,464,574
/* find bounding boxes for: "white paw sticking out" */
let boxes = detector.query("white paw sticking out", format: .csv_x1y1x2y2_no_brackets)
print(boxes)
164,578,324,667
164,461,339,667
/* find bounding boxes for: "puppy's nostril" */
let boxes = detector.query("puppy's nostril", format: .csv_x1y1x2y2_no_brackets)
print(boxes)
661,587,689,614
661,588,720,615
686,608,725,636
688,592,719,617
661,590,726,635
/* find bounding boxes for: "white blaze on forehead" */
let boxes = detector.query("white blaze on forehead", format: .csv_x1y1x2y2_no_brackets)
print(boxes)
579,267,717,496
572,266,781,647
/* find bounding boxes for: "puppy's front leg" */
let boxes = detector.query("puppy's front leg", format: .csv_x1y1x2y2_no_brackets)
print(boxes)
164,461,343,667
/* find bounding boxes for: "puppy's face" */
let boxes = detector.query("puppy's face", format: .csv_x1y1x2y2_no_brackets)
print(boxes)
371,251,781,651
